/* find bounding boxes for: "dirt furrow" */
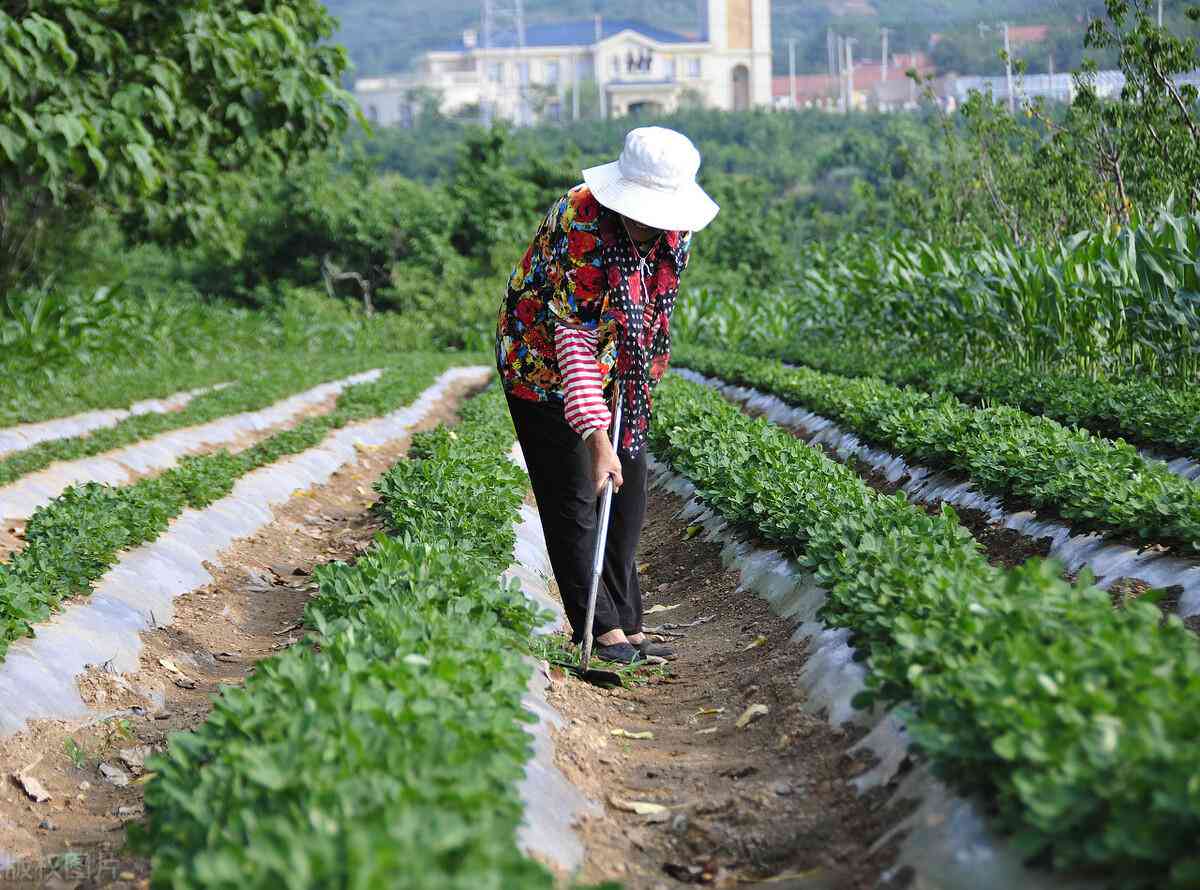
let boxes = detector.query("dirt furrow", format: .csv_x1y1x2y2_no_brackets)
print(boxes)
545,488,909,889
0,380,475,890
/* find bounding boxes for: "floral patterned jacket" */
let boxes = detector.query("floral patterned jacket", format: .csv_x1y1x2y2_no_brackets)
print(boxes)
495,185,692,432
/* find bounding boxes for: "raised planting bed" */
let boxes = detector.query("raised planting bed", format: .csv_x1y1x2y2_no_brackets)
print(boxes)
677,369,1200,619
675,347,1200,553
779,339,1200,464
649,373,1200,888
0,350,420,493
0,383,229,461
0,355,465,663
133,388,566,889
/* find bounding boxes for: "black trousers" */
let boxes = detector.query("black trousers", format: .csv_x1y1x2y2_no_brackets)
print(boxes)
506,394,646,643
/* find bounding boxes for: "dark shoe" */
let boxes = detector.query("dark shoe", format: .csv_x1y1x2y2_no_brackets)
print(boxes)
634,640,676,660
594,642,643,665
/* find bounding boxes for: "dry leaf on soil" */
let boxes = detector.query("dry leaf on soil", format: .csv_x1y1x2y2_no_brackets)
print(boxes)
644,603,681,615
735,703,770,729
608,795,668,816
611,729,654,740
741,635,768,652
118,746,154,772
98,762,130,787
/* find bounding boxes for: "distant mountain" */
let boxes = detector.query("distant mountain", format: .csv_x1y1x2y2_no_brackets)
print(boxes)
324,0,1098,80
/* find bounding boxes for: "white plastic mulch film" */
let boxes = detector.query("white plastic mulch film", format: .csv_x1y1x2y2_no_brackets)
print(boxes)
675,369,1200,619
0,371,383,522
646,456,1098,890
0,367,490,738
505,442,598,875
0,383,231,461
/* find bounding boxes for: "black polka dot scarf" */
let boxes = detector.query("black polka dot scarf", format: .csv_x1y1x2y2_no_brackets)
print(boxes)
600,228,682,458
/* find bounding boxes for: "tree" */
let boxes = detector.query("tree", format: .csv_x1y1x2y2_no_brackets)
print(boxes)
1080,0,1200,214
0,1,355,292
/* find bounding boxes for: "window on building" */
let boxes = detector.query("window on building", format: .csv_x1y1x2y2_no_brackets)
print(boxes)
518,61,530,85
611,55,621,76
687,58,702,78
487,62,503,83
367,104,379,122
545,60,560,83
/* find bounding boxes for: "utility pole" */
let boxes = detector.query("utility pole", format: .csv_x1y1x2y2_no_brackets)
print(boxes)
840,33,849,111
980,21,1016,114
572,53,580,120
481,0,526,125
881,27,891,82
788,37,798,109
1159,0,1165,27
843,37,856,113
1003,22,1014,114
827,27,835,81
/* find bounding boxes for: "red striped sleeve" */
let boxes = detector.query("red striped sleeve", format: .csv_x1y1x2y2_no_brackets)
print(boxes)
552,328,609,439
554,325,611,437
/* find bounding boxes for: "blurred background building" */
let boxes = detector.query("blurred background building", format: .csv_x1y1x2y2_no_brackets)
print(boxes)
355,0,772,125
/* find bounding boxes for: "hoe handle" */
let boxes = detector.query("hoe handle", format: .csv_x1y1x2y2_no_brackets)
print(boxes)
580,395,623,673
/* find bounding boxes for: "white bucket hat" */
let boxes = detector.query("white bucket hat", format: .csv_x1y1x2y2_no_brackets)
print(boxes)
583,127,720,233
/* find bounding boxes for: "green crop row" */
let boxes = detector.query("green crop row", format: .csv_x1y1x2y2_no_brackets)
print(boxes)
0,353,399,487
650,374,1200,887
133,387,564,889
0,286,445,429
778,339,1200,460
0,354,461,662
675,347,1200,552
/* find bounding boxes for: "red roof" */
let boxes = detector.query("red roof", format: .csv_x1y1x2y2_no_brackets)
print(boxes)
932,26,1049,48
772,52,934,99
1008,25,1050,44
772,73,838,99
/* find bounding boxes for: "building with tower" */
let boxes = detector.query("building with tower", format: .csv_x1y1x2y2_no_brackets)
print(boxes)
354,0,772,125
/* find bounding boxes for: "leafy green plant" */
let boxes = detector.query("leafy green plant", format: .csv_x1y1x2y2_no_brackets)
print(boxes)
0,351,427,488
650,373,1200,887
64,737,86,769
775,338,1200,460
0,355,460,662
676,347,1200,550
133,386,563,889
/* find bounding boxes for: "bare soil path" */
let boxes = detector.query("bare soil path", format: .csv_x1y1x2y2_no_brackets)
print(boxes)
546,488,908,889
0,379,478,890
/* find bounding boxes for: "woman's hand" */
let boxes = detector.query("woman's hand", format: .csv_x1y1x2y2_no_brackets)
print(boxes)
587,431,623,497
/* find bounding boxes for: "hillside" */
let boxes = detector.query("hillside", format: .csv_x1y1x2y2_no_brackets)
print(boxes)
325,0,1097,78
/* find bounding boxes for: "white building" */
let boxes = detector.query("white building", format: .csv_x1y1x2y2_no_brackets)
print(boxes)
355,0,772,125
